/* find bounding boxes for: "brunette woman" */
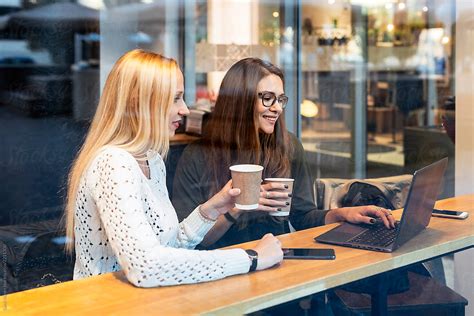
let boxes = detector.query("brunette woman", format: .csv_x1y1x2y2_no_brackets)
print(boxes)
172,57,394,249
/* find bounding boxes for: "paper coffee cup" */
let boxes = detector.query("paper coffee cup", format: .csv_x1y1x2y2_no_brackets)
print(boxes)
230,164,263,210
264,178,294,216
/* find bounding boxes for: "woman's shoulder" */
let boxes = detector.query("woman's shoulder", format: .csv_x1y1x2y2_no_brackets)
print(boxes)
180,138,209,161
284,131,304,153
80,147,140,192
89,146,138,172
96,146,135,161
286,131,300,144
184,138,208,151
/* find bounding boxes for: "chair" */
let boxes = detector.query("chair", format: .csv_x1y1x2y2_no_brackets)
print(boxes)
314,175,413,211
0,219,74,294
313,176,467,315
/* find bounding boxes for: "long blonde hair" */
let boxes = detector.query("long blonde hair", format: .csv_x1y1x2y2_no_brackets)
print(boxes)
64,49,178,252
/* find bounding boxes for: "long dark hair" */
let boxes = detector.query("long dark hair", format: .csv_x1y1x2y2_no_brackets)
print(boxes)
204,57,293,201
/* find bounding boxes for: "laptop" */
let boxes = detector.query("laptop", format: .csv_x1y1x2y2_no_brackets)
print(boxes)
315,158,448,252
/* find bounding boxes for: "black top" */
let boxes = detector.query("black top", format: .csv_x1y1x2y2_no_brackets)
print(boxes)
172,133,329,249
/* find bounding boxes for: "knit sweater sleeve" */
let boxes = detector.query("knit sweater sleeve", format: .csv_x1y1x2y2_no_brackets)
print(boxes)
87,148,250,287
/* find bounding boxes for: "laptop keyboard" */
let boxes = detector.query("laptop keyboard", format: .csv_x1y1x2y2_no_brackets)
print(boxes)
349,223,400,247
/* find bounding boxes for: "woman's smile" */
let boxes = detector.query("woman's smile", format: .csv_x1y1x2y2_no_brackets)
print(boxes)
262,114,279,124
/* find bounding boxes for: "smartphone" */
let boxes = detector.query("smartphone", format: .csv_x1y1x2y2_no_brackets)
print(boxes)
283,248,336,260
432,209,469,220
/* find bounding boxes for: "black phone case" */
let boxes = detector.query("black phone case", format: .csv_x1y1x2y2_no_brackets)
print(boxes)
283,249,336,260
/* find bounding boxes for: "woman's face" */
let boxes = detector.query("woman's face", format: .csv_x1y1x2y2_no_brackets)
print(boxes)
168,69,189,136
255,74,285,134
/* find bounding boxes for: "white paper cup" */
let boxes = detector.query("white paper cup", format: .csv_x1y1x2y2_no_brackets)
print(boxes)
230,164,263,210
264,178,294,216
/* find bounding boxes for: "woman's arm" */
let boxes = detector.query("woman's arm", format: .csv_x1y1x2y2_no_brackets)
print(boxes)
198,208,239,246
287,135,330,230
325,206,396,228
285,136,395,229
173,144,285,247
172,144,239,246
89,148,250,287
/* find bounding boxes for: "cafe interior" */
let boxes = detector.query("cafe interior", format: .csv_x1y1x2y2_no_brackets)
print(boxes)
0,0,472,314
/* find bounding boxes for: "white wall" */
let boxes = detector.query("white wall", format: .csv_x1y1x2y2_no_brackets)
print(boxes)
206,0,259,96
455,1,474,315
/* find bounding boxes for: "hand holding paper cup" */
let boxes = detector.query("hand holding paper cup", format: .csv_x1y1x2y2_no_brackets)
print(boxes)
230,164,263,210
264,178,294,216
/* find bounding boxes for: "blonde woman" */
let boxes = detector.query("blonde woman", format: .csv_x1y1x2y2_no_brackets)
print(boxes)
65,50,283,287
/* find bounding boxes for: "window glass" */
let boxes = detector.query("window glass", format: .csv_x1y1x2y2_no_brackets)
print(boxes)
301,0,456,199
0,0,470,303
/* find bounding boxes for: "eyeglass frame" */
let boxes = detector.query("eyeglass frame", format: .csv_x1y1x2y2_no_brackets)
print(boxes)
257,91,289,109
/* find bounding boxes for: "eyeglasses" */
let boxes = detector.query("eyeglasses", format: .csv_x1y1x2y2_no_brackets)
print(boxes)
257,91,289,109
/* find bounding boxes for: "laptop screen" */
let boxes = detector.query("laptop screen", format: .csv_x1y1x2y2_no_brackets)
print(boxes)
395,158,448,248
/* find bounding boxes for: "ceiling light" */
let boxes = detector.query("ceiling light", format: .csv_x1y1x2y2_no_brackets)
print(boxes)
301,100,319,118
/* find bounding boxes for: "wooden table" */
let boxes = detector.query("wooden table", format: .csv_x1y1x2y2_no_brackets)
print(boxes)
2,195,473,315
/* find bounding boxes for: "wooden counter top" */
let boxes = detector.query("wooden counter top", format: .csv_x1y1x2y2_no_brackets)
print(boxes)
2,195,473,315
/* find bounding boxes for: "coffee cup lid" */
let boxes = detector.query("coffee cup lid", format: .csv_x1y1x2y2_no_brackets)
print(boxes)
229,164,264,172
264,178,294,182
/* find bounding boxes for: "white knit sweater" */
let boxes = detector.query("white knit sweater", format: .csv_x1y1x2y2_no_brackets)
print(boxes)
73,146,250,287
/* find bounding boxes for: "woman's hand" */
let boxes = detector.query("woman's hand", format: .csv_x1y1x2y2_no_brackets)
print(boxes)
325,205,396,229
200,180,240,220
226,182,291,219
252,233,284,271
257,182,291,213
